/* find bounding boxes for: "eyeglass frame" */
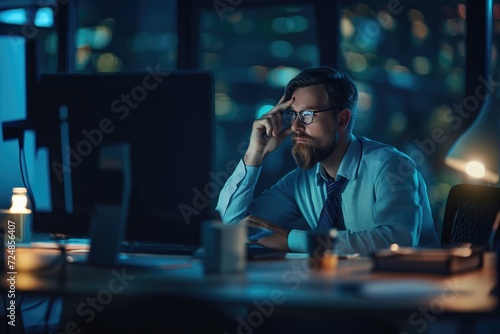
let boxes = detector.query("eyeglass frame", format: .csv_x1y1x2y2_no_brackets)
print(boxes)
281,107,337,126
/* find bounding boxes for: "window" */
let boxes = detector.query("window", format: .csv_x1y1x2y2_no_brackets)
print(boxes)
339,1,469,229
76,0,177,72
199,4,319,194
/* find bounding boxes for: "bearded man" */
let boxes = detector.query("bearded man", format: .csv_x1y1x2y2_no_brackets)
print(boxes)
216,67,439,255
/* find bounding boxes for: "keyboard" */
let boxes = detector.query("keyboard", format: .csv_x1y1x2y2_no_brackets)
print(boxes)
122,241,199,256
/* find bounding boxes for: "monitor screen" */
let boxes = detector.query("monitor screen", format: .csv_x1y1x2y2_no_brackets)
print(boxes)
0,34,27,210
33,71,214,245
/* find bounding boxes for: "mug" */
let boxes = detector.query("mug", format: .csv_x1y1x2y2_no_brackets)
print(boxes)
202,220,246,274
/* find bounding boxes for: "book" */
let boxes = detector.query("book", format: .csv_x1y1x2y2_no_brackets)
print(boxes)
372,246,483,275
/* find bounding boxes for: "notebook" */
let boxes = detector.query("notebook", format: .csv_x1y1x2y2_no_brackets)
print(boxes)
372,246,483,275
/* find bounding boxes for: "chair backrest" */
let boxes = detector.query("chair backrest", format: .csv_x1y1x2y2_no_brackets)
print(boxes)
441,184,500,249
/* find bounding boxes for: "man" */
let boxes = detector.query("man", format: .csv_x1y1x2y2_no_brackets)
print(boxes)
216,67,439,255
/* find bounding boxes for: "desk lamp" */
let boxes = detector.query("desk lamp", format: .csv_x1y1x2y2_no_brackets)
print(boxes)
445,0,497,184
444,92,500,185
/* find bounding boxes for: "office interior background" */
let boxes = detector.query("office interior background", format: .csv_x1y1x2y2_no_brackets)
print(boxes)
0,0,499,237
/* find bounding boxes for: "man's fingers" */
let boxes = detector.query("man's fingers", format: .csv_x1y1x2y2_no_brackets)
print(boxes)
241,215,287,232
258,96,292,136
278,97,294,109
241,220,257,228
277,95,285,104
273,97,294,113
255,117,274,137
243,215,270,228
267,114,279,135
277,126,293,140
263,97,294,117
239,215,290,251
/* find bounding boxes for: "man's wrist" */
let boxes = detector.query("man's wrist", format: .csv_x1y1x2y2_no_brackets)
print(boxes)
244,150,265,167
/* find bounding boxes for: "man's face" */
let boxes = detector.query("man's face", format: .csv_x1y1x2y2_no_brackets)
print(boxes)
289,84,338,170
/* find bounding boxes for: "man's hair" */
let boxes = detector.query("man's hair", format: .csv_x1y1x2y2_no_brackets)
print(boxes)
284,67,358,131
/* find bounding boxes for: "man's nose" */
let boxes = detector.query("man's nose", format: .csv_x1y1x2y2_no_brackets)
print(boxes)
290,115,304,132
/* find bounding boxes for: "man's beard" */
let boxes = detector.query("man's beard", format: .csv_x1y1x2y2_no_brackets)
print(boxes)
292,133,338,170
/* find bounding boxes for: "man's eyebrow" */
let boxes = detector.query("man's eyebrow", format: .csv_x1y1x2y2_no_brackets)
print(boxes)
289,106,324,112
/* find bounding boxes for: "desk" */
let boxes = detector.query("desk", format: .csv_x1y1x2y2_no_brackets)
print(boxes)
2,248,498,334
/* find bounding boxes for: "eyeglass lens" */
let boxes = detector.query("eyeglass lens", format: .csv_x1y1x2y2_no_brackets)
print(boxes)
282,109,314,125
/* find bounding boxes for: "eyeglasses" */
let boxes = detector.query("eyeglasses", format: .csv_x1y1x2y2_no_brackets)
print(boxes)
281,107,335,125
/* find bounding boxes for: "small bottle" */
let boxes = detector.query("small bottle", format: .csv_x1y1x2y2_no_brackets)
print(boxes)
11,188,30,213
307,229,338,270
9,187,32,245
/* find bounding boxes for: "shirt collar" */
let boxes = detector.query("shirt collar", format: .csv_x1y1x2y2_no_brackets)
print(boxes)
315,134,363,186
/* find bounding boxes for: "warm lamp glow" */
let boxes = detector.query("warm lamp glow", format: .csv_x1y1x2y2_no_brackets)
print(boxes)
465,161,486,178
445,0,499,184
445,94,500,184
10,187,31,214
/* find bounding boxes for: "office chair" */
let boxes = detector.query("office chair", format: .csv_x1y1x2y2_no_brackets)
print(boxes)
441,184,500,249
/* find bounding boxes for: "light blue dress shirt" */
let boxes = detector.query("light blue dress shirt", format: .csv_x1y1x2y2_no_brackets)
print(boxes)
216,135,440,255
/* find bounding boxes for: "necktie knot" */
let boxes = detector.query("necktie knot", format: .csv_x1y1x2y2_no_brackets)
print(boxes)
326,177,347,195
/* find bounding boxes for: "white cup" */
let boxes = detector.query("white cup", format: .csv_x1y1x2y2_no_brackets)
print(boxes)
202,220,246,274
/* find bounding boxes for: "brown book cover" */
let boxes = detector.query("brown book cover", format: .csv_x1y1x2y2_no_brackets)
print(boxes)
372,247,483,275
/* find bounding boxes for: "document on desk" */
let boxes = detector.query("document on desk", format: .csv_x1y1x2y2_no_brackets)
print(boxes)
372,246,483,275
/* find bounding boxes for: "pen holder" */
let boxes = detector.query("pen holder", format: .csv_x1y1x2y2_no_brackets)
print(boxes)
202,220,246,274
0,210,32,246
307,229,338,270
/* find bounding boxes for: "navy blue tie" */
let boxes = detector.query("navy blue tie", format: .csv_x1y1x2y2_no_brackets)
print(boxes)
317,177,348,230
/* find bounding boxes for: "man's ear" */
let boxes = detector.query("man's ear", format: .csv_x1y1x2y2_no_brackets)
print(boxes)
337,108,351,132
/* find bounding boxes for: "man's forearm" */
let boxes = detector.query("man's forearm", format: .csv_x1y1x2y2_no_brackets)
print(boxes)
216,159,262,223
243,148,266,167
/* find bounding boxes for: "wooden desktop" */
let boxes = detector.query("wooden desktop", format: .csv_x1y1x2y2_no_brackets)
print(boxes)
1,247,498,333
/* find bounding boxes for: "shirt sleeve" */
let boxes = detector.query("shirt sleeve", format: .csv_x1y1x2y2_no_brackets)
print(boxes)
335,156,429,256
216,159,305,250
288,230,309,252
216,159,262,224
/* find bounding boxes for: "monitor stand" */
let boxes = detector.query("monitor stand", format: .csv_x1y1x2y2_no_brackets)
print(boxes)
87,143,131,267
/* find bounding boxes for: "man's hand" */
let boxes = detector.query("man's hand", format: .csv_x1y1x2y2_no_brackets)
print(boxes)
244,97,294,166
240,215,290,252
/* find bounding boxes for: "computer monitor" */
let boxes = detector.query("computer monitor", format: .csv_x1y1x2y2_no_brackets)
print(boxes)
0,34,47,211
33,71,214,246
